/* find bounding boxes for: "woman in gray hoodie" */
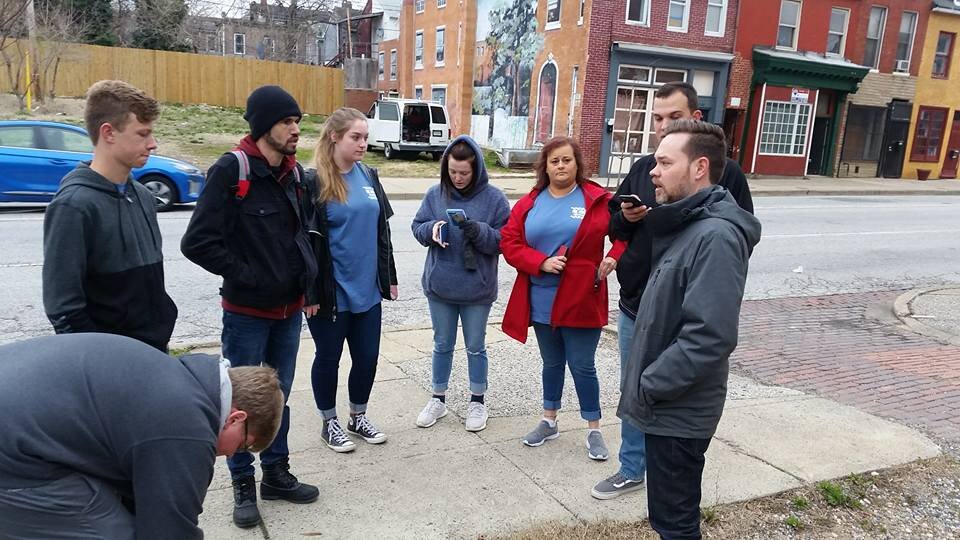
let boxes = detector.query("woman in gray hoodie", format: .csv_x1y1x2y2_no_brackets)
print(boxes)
411,136,510,432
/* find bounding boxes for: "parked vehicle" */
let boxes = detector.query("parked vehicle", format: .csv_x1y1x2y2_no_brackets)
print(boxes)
366,99,450,160
0,120,204,211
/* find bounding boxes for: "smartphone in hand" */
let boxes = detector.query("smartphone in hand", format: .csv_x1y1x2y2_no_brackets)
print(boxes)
555,245,568,258
438,222,448,244
617,194,644,208
446,208,467,225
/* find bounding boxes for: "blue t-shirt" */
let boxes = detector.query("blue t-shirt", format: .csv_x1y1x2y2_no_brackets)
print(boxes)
326,163,381,313
524,186,586,324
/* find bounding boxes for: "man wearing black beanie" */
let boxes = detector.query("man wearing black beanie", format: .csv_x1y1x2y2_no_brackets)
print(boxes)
181,85,319,529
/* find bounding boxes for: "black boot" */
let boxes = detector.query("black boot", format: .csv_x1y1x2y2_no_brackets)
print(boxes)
261,460,319,504
232,476,261,528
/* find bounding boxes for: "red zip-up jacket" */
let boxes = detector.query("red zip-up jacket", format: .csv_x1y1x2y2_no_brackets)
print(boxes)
500,180,626,343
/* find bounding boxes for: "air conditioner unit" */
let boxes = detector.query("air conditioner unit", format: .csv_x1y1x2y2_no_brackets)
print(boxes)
895,59,910,72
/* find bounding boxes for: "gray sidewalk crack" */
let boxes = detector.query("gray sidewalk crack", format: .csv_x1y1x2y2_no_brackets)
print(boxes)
712,435,806,484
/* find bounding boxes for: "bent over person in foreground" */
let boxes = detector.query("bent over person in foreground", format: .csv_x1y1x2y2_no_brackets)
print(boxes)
0,333,284,539
617,120,761,540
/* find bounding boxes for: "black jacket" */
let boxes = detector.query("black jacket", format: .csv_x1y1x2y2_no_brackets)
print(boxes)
181,152,317,309
304,163,398,318
617,186,761,438
609,156,754,317
42,163,177,352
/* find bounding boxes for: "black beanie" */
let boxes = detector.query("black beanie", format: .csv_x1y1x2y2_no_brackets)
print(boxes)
244,85,302,140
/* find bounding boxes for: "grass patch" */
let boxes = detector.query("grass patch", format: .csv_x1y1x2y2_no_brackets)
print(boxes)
784,515,803,530
168,345,197,357
700,507,719,525
817,480,862,509
790,495,809,510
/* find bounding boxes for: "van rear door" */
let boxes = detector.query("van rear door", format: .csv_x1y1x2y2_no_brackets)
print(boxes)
429,105,450,147
370,101,401,147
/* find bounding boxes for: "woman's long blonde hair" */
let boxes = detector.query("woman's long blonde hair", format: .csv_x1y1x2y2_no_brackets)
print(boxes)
312,107,367,203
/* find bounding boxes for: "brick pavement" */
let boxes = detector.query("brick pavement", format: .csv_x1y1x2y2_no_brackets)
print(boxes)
732,290,960,442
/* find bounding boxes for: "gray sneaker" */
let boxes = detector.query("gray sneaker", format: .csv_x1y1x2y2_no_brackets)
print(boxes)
522,419,559,447
465,401,488,432
321,417,356,453
591,472,645,500
586,430,609,461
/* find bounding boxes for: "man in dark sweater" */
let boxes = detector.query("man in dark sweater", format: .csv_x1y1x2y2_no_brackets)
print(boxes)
592,82,754,501
42,80,177,352
180,85,319,528
0,333,284,539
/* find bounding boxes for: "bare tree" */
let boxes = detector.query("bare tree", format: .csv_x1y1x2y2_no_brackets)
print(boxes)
0,0,34,109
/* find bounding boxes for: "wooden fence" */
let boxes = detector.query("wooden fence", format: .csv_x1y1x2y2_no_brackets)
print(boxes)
1,40,344,114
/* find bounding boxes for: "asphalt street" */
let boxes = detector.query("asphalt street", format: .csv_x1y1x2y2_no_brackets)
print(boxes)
1,195,959,346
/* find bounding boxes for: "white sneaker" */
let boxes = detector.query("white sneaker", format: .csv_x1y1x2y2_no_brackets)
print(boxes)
465,401,488,432
416,397,448,428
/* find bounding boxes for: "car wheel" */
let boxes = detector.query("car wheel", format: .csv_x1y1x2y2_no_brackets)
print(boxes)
140,175,178,212
384,144,397,160
432,151,443,161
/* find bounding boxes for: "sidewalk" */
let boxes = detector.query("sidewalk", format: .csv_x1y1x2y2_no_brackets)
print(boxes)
198,317,941,539
378,174,960,200
895,286,960,346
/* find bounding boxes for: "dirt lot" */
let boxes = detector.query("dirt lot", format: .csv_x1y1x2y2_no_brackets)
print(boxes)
502,455,960,540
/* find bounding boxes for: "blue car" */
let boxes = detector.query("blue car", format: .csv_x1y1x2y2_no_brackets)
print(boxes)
0,120,204,211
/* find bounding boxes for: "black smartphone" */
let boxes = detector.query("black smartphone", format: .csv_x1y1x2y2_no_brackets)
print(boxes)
438,222,448,244
617,194,644,208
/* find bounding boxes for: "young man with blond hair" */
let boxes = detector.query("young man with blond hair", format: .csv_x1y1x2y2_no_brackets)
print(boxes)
42,80,177,352
0,333,285,539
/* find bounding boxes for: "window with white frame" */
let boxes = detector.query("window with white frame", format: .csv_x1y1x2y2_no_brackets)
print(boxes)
863,6,887,69
415,31,423,68
777,0,801,50
705,0,726,37
415,0,424,12
654,68,686,85
895,11,918,69
435,27,445,65
378,52,384,80
827,8,849,56
667,0,688,32
578,0,584,24
431,86,446,105
415,86,423,100
759,100,811,156
234,33,245,55
626,0,649,25
437,0,446,7
546,0,561,27
390,49,397,80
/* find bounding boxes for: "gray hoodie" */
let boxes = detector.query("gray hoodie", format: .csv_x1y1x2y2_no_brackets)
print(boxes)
617,185,762,439
42,163,177,351
411,136,510,305
0,333,222,539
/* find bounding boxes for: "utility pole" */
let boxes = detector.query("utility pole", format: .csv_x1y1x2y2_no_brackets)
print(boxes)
24,0,38,110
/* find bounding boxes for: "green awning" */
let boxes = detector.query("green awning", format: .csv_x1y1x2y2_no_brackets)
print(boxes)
751,47,870,92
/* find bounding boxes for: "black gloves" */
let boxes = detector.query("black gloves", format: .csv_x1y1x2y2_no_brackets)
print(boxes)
459,218,481,242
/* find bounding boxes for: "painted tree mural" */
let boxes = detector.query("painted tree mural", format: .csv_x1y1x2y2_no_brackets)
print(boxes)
473,0,541,117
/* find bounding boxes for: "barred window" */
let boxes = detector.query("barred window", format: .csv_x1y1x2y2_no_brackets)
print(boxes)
759,100,810,156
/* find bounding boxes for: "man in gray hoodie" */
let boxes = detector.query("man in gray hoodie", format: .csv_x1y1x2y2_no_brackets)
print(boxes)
42,80,177,352
617,120,761,540
0,333,284,539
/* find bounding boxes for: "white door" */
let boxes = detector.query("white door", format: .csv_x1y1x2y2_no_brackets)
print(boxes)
429,105,450,147
370,102,401,146
608,86,656,175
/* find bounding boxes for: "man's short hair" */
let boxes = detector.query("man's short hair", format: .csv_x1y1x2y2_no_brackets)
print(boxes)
228,366,284,452
663,119,727,184
654,81,699,113
84,80,160,145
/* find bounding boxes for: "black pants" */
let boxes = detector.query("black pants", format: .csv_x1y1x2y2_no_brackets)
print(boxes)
307,304,382,416
645,433,712,540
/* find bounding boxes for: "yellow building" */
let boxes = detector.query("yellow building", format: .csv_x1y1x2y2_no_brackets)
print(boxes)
903,0,960,180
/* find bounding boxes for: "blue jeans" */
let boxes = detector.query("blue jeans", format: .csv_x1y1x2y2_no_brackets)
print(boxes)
618,310,647,481
428,299,492,395
307,304,382,419
532,323,602,421
222,310,302,480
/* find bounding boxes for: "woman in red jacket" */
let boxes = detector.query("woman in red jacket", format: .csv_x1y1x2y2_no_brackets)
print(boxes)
500,137,625,461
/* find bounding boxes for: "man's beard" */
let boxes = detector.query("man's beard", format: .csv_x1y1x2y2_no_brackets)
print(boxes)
265,132,297,155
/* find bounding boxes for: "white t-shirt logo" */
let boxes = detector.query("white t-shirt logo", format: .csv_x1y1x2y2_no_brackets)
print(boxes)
570,207,586,220
363,186,377,200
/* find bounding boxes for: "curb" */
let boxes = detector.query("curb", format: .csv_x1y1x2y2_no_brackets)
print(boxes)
383,189,960,201
892,287,960,346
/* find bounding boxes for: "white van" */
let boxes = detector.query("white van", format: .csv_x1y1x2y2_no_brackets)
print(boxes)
366,99,451,160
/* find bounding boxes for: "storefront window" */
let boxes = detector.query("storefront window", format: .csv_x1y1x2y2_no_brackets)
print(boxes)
910,107,948,162
759,100,810,156
841,105,885,162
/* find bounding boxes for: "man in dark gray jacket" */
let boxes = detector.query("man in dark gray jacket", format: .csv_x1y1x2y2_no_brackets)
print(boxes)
617,120,761,540
0,333,284,539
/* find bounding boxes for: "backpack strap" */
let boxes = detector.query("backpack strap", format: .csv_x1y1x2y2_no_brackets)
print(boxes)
229,150,251,200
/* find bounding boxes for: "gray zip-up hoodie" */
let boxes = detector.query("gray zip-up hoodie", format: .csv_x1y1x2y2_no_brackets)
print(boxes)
42,163,177,351
0,333,222,539
411,136,510,305
617,185,761,439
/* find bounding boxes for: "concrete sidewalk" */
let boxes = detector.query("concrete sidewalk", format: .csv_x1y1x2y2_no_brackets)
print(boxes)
198,320,940,539
895,286,960,346
378,174,960,200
